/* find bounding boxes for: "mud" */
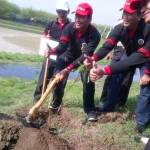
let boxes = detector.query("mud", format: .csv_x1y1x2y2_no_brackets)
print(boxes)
0,108,126,150
0,120,21,150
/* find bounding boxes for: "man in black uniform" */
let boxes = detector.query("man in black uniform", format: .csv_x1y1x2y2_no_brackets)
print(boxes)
139,0,150,86
33,1,70,104
88,0,150,132
46,3,101,121
99,43,135,109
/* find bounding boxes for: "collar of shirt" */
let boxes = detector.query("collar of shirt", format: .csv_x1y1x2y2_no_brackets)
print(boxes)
56,18,69,29
73,23,90,38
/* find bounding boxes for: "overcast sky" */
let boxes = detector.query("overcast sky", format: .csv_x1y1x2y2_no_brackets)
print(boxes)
9,0,126,26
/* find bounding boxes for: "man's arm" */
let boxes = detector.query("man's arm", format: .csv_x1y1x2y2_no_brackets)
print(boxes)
109,52,149,74
46,23,72,56
140,63,150,85
144,63,150,75
83,25,121,67
66,27,101,71
92,25,121,61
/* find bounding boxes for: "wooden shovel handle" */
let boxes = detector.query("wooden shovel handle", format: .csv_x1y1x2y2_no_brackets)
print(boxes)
28,76,61,119
42,58,49,95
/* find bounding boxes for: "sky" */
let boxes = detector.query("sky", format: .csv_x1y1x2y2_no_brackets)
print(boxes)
9,0,126,26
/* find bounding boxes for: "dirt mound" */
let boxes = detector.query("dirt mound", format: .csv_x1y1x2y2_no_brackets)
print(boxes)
0,120,21,150
97,112,130,124
14,128,72,150
0,108,120,150
47,108,81,129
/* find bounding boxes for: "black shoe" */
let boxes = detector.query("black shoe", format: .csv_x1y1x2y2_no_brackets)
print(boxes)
87,111,97,122
48,103,61,113
48,100,62,113
135,124,145,133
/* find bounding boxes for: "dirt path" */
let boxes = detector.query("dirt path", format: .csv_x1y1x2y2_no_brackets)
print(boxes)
0,27,41,54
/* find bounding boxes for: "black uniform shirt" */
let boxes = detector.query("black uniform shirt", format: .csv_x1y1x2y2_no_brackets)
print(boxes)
92,19,150,74
44,18,70,41
54,22,101,69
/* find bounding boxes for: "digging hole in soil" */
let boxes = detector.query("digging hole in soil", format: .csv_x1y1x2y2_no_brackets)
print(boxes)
0,108,124,150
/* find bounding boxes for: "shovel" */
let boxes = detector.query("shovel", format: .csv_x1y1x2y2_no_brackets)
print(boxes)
41,58,49,95
25,75,61,124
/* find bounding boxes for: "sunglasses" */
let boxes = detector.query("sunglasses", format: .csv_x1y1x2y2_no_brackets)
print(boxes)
56,10,68,14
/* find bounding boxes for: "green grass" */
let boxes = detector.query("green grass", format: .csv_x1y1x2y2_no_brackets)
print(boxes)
0,51,43,64
0,77,36,114
0,76,146,150
0,19,43,34
54,80,146,150
0,52,147,150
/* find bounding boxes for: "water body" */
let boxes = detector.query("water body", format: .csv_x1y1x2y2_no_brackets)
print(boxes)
0,63,79,80
0,63,140,81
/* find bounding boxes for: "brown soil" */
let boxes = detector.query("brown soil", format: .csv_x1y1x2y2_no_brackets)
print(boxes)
97,112,131,124
0,107,126,150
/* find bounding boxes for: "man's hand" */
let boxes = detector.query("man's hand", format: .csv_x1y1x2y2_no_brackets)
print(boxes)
89,62,104,82
44,48,51,58
139,74,150,86
56,69,69,81
105,52,113,60
83,56,93,69
44,44,52,58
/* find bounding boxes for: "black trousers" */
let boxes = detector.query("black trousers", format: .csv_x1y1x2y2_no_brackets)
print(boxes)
54,54,95,113
100,70,134,107
80,70,95,113
34,58,67,105
99,48,134,109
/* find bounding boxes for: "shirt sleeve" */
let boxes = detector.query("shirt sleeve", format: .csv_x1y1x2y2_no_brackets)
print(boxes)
92,25,121,61
44,21,53,35
55,24,72,55
138,26,150,59
108,52,150,74
144,63,150,75
67,28,101,70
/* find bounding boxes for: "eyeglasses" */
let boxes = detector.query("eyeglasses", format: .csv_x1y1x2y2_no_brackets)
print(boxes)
56,9,68,14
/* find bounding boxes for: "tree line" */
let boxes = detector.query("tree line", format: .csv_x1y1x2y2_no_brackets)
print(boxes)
0,0,57,26
0,0,111,38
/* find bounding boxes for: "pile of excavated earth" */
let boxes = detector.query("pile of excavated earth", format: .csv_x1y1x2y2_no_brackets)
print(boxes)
0,107,129,150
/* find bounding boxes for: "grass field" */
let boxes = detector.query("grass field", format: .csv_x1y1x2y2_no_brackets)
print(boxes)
0,76,146,150
0,51,43,64
0,19,43,34
0,52,149,149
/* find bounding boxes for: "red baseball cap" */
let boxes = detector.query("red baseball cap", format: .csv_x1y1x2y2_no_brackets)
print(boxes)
123,0,139,14
73,3,93,16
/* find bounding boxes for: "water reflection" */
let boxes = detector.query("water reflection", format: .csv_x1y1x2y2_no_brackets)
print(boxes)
133,69,140,82
0,63,79,80
0,63,140,81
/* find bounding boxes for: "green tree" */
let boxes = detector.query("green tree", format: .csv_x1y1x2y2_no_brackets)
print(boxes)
0,0,20,19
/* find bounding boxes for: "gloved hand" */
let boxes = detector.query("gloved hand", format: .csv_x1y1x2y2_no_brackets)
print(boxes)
89,61,104,82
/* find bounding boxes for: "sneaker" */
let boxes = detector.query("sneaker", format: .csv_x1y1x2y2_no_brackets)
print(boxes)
48,105,59,111
135,124,145,133
87,111,97,122
48,99,62,113
48,104,61,113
